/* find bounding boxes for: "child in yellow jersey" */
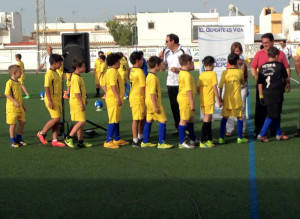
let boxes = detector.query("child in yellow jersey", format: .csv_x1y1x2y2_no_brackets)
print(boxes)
98,54,107,99
104,53,129,149
197,56,222,148
5,65,27,148
141,56,173,149
129,51,146,146
117,53,130,99
37,54,65,147
94,51,105,97
15,54,30,99
218,53,248,144
177,54,197,149
64,59,92,148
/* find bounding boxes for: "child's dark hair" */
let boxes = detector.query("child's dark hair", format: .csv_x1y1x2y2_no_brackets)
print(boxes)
227,53,239,66
106,53,122,66
49,54,63,65
129,51,143,65
98,51,104,55
179,54,192,66
15,54,22,59
72,58,85,69
116,52,124,57
268,47,280,58
202,56,215,67
148,56,162,69
99,55,106,61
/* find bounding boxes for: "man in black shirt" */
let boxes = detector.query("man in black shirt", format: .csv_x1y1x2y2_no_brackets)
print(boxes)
257,47,290,142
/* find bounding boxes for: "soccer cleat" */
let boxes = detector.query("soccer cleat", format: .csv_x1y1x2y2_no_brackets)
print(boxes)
52,141,66,147
64,137,75,148
23,95,30,99
113,139,129,146
132,141,140,148
257,135,269,143
276,134,289,141
78,142,93,148
199,142,207,148
237,138,248,144
178,141,194,149
189,139,200,147
157,143,173,149
104,141,119,149
141,142,157,148
205,140,216,148
123,96,128,100
11,142,20,148
37,132,48,145
218,138,225,144
17,141,27,146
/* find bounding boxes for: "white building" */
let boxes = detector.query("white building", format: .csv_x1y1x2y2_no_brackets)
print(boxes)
0,12,22,44
282,0,300,42
33,22,115,46
137,11,254,46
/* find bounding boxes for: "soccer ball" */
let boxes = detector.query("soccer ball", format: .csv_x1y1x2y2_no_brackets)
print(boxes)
94,100,103,111
40,91,45,100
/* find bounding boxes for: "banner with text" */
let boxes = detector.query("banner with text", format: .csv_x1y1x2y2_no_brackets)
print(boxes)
198,25,245,119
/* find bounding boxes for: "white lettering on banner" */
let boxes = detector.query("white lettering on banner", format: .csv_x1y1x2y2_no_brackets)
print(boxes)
199,27,244,33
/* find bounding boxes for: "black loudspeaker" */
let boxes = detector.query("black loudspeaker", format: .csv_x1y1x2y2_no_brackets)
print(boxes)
62,33,90,73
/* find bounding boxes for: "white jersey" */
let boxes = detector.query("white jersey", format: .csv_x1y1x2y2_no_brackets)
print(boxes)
42,55,51,70
163,45,191,86
279,46,292,64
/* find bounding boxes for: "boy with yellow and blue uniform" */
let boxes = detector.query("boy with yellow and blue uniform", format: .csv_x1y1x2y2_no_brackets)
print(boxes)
98,55,107,99
177,54,197,149
5,65,27,147
64,59,92,148
117,52,130,99
197,56,222,148
94,51,105,97
16,54,30,99
104,53,128,149
129,51,146,146
142,56,173,149
37,54,65,147
218,53,248,144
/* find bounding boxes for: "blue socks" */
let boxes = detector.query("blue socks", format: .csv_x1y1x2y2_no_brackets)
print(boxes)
274,119,282,136
143,122,152,143
158,123,166,144
178,125,187,144
125,83,130,97
10,137,15,143
237,120,243,139
220,118,228,139
113,123,120,141
106,124,114,142
16,134,22,142
186,123,196,141
259,117,272,137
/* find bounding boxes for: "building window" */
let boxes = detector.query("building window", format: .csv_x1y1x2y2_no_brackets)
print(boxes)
192,26,199,41
148,22,154,29
295,22,300,31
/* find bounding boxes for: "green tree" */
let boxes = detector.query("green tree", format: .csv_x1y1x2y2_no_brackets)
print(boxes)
106,19,136,46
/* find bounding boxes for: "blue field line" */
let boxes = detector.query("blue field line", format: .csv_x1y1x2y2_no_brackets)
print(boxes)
247,87,259,219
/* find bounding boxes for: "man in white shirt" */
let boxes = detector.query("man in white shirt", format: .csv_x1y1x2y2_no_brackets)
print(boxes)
279,40,292,65
159,34,192,130
35,46,53,74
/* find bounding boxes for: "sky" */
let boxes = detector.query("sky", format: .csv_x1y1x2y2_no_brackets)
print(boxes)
2,0,290,35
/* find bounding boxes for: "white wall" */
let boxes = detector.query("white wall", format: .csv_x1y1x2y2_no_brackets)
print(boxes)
259,11,272,34
0,12,22,44
282,3,300,42
137,12,193,46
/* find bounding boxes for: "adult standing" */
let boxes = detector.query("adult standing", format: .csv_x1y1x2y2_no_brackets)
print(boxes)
159,34,192,131
279,40,292,65
251,33,290,136
35,46,53,74
293,46,300,137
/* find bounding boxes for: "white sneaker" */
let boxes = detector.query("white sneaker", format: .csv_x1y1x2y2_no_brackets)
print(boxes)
178,141,194,149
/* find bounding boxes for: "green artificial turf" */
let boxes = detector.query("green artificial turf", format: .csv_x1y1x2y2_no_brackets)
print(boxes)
0,70,300,219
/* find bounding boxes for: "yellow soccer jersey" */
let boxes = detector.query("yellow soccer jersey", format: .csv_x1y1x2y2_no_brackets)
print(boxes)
118,57,129,83
94,59,101,74
70,73,86,107
145,73,162,112
5,79,24,113
105,67,122,104
129,67,146,106
44,69,62,102
197,71,218,106
99,61,107,74
177,70,196,102
219,68,244,110
57,64,64,78
17,61,25,83
296,46,300,56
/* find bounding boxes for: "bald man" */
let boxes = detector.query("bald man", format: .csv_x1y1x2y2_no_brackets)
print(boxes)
35,46,53,74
